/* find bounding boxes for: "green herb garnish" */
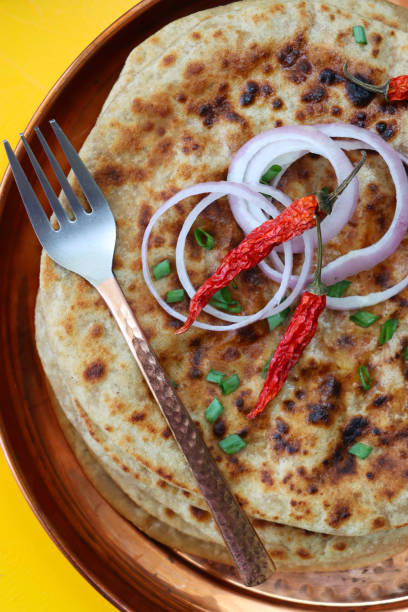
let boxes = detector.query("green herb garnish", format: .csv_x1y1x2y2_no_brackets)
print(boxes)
219,434,246,454
210,287,242,313
348,442,372,459
170,378,178,389
220,374,240,395
166,289,185,303
353,25,367,44
379,318,398,345
206,369,226,384
327,280,351,298
153,259,171,280
404,345,408,360
205,398,225,423
194,227,214,250
260,164,282,185
267,308,290,332
349,311,379,328
262,354,274,379
358,365,372,390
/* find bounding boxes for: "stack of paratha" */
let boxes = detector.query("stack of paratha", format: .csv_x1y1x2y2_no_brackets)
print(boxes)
36,0,408,571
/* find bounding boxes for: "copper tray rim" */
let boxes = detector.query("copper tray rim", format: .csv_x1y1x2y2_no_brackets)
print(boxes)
2,1,408,610
0,2,159,610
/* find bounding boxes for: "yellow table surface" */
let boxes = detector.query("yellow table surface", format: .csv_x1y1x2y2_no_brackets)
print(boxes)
0,2,138,610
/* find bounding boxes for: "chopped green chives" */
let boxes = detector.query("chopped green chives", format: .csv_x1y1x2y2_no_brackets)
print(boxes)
206,369,226,384
358,365,372,390
205,398,225,423
260,164,282,185
349,311,379,328
219,433,246,454
404,345,408,360
262,354,274,379
353,25,367,44
212,287,232,303
170,378,178,389
327,280,351,298
379,318,398,345
267,307,290,332
220,374,240,395
209,299,230,311
348,442,372,459
165,289,185,303
153,259,171,280
194,227,214,250
210,287,242,313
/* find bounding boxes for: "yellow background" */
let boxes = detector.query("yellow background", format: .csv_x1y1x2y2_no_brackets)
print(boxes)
0,2,138,610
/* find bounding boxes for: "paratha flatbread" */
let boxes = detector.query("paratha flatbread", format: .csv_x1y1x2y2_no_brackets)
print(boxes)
36,0,408,564
40,300,408,571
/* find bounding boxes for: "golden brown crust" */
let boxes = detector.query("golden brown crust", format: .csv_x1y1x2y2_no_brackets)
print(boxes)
36,0,408,542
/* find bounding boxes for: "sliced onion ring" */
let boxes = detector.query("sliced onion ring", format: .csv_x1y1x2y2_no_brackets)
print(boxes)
142,181,313,331
228,126,357,252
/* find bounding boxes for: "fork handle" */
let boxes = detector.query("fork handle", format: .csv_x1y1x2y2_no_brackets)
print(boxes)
97,276,275,586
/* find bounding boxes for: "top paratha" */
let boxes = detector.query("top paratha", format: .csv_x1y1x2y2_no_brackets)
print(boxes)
37,0,408,536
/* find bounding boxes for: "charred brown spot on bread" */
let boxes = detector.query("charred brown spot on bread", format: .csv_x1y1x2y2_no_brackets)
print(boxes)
222,346,240,361
219,43,272,78
240,81,259,106
132,96,172,118
272,97,283,109
189,505,210,522
129,411,146,423
376,121,397,141
333,541,347,551
94,164,125,188
307,403,334,425
184,62,204,78
161,53,177,66
84,360,106,382
328,504,351,527
320,375,342,399
165,508,175,518
261,470,274,485
270,420,300,454
342,416,369,446
373,395,392,407
372,517,386,529
277,36,303,67
195,95,246,128
345,74,376,107
301,86,326,103
296,548,312,559
374,269,390,288
158,427,171,441
213,420,226,438
137,203,154,230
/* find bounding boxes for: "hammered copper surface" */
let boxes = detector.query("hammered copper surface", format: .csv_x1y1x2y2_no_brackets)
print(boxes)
1,0,408,610
99,276,275,586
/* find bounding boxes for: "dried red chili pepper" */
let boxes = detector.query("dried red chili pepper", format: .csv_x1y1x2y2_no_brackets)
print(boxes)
247,291,326,419
344,63,408,101
176,154,366,335
247,214,328,420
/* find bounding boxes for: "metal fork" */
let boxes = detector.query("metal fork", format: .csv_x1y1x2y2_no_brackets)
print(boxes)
3,120,274,586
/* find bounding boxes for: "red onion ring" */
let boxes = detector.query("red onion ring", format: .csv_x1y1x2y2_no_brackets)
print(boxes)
228,126,357,252
142,181,313,331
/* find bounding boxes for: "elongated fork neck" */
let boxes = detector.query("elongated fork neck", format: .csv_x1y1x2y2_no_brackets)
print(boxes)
97,276,275,587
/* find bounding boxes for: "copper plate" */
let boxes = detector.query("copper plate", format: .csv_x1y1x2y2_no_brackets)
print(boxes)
2,1,408,610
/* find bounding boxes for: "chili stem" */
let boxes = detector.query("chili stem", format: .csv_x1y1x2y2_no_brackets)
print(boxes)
308,214,328,295
317,152,367,214
343,63,389,98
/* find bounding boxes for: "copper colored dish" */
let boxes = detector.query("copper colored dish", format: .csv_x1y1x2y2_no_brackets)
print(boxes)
2,1,408,610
